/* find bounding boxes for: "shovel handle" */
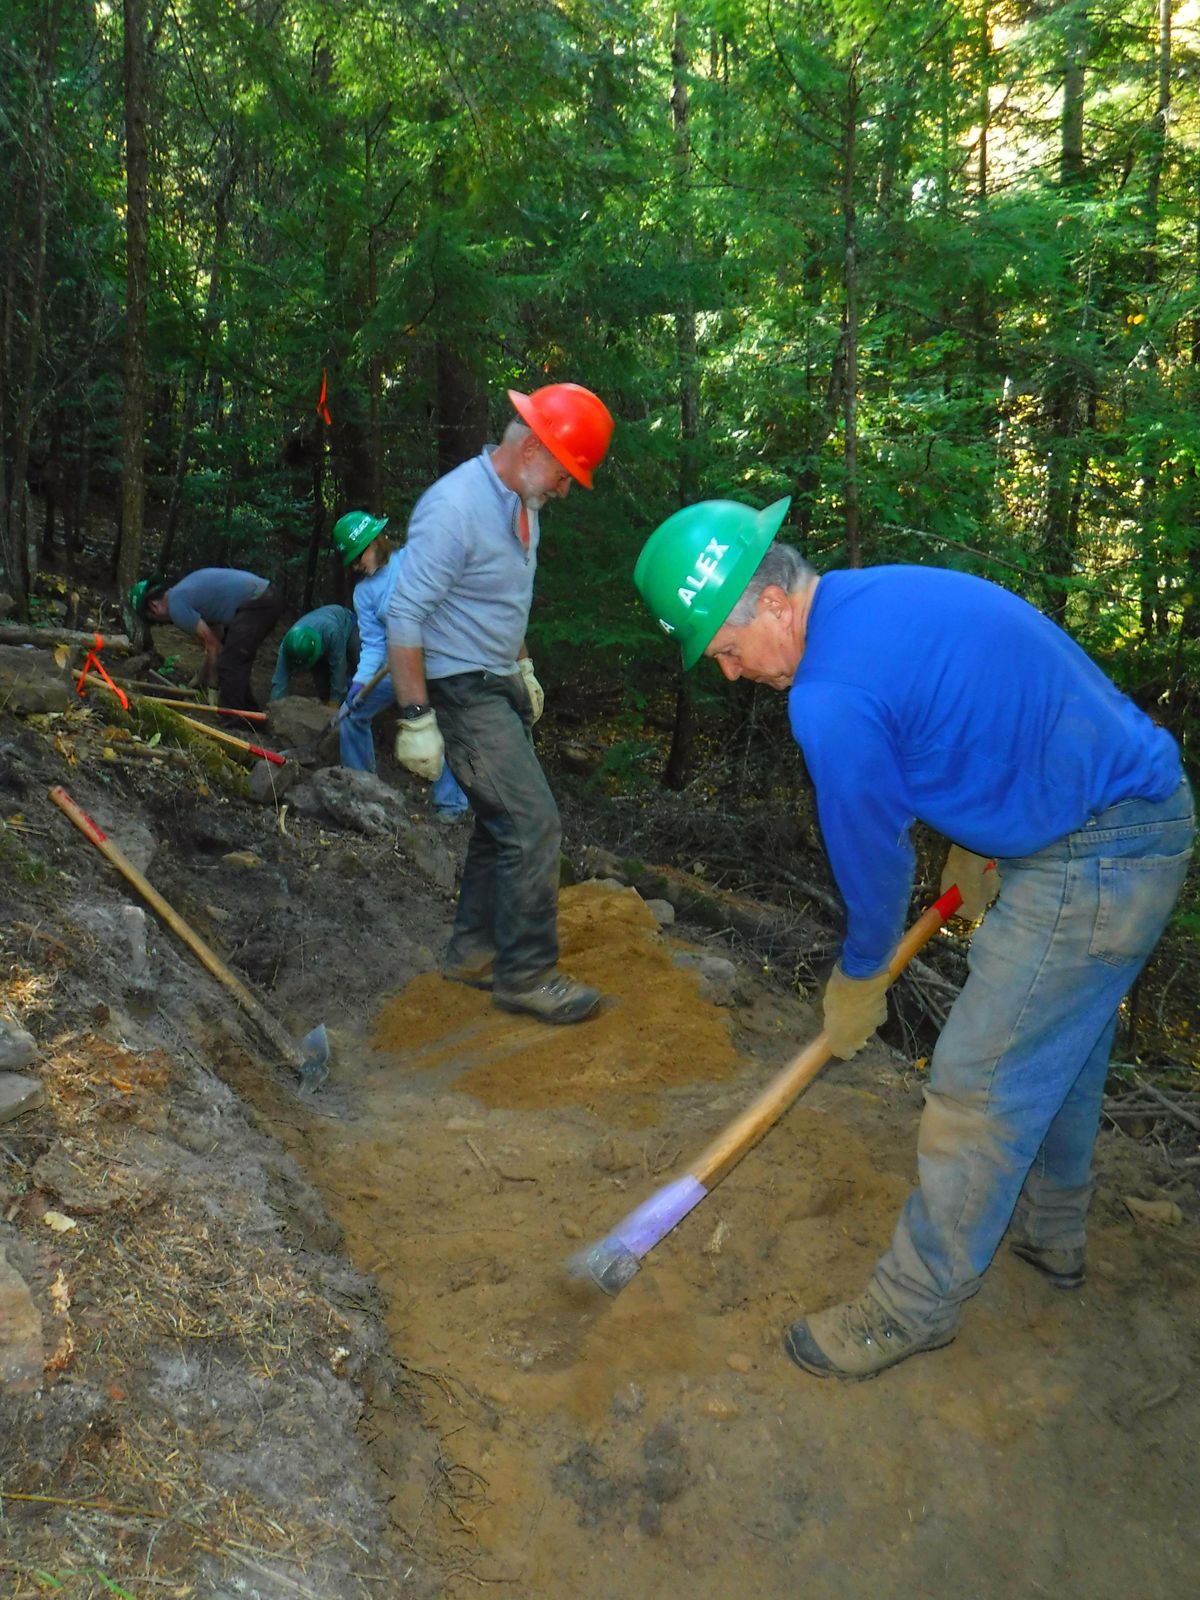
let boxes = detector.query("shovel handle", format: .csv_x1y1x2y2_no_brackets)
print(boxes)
49,787,303,1071
692,885,963,1189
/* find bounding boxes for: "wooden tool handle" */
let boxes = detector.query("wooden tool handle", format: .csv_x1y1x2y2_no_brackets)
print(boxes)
693,887,962,1189
176,713,285,764
141,697,266,721
49,787,302,1069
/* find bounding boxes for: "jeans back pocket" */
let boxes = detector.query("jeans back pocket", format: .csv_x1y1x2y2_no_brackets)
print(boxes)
1089,847,1193,966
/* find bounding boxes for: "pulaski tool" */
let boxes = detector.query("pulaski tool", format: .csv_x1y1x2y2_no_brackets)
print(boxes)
50,787,330,1090
569,883,966,1296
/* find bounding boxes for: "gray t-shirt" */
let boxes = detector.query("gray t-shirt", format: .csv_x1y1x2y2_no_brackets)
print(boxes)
167,568,269,632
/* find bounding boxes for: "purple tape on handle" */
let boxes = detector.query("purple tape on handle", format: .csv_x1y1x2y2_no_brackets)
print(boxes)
604,1174,708,1260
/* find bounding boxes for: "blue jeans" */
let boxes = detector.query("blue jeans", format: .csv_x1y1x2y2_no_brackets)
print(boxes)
872,778,1194,1333
429,669,561,988
338,675,469,816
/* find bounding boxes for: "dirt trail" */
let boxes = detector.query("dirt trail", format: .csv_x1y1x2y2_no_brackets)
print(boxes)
275,883,1200,1599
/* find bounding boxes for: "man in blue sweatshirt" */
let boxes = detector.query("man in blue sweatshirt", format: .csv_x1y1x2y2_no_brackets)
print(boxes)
635,498,1193,1380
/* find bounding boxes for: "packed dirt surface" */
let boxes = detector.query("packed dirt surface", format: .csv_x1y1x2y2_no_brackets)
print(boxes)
267,886,1200,1600
2,665,1198,1599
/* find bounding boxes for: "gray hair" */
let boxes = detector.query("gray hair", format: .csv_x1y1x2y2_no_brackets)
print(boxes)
726,541,816,626
502,416,532,444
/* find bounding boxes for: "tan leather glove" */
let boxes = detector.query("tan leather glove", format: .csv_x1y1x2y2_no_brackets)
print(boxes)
393,710,445,781
822,964,890,1060
518,656,544,723
940,844,1000,923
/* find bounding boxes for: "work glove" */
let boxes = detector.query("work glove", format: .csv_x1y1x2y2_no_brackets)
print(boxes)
394,710,445,782
822,964,891,1061
336,682,365,724
518,656,544,723
940,844,1000,923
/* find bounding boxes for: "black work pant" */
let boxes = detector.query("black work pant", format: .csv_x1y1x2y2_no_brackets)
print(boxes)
429,669,560,988
218,584,284,712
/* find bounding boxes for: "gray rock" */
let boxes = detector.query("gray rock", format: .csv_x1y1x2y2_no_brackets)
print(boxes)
70,804,157,874
248,758,301,805
0,1072,42,1123
672,951,739,1006
644,898,676,927
398,822,458,896
0,644,74,713
0,1020,36,1071
0,593,15,620
0,1240,43,1393
69,900,151,983
267,696,338,755
303,767,407,836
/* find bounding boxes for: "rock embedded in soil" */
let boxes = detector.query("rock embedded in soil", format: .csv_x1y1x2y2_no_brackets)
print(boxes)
0,1242,43,1393
0,1071,44,1123
0,1019,37,1070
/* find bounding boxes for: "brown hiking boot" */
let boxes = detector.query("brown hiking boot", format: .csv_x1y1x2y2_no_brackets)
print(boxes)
441,954,495,991
1010,1238,1086,1290
783,1288,956,1382
493,971,600,1025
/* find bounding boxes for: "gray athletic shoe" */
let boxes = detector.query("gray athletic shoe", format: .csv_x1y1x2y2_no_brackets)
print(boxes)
1010,1239,1086,1290
493,971,600,1025
783,1288,956,1381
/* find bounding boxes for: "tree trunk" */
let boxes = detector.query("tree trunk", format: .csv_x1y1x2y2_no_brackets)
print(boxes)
1138,0,1172,640
116,0,149,643
841,65,862,568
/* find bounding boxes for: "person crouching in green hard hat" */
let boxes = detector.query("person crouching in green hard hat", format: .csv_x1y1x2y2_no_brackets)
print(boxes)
269,605,360,706
634,499,1192,1382
330,510,468,822
130,567,284,717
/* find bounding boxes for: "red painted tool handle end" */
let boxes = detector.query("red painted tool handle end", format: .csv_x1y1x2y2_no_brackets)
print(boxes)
249,745,286,766
933,884,963,921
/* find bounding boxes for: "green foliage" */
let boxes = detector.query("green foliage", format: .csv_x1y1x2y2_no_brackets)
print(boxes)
1,0,1199,767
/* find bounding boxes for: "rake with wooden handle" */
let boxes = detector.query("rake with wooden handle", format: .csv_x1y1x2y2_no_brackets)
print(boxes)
49,787,329,1089
568,884,965,1295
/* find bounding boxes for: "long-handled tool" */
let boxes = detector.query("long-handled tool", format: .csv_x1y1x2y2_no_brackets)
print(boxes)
569,883,964,1296
132,696,267,722
174,713,286,766
49,787,330,1089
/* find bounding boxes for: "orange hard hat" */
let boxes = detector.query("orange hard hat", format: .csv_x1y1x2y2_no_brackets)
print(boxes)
507,383,614,489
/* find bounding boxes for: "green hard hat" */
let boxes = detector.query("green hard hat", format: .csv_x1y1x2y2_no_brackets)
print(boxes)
633,498,792,669
283,624,322,668
129,575,166,615
332,510,388,566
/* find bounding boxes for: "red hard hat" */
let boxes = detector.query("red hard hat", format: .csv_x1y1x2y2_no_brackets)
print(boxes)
507,383,614,489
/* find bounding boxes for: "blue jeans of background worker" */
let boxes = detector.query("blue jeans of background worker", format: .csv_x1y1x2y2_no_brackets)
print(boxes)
871,778,1195,1335
428,669,561,988
338,674,469,818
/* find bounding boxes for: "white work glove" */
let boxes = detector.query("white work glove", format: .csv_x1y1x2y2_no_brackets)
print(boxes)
940,844,1000,923
394,710,445,781
518,656,544,723
822,964,890,1060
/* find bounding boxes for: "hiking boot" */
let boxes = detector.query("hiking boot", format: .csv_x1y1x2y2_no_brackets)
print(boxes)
434,809,470,826
493,970,600,1025
441,954,495,991
783,1288,956,1382
1010,1238,1086,1290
